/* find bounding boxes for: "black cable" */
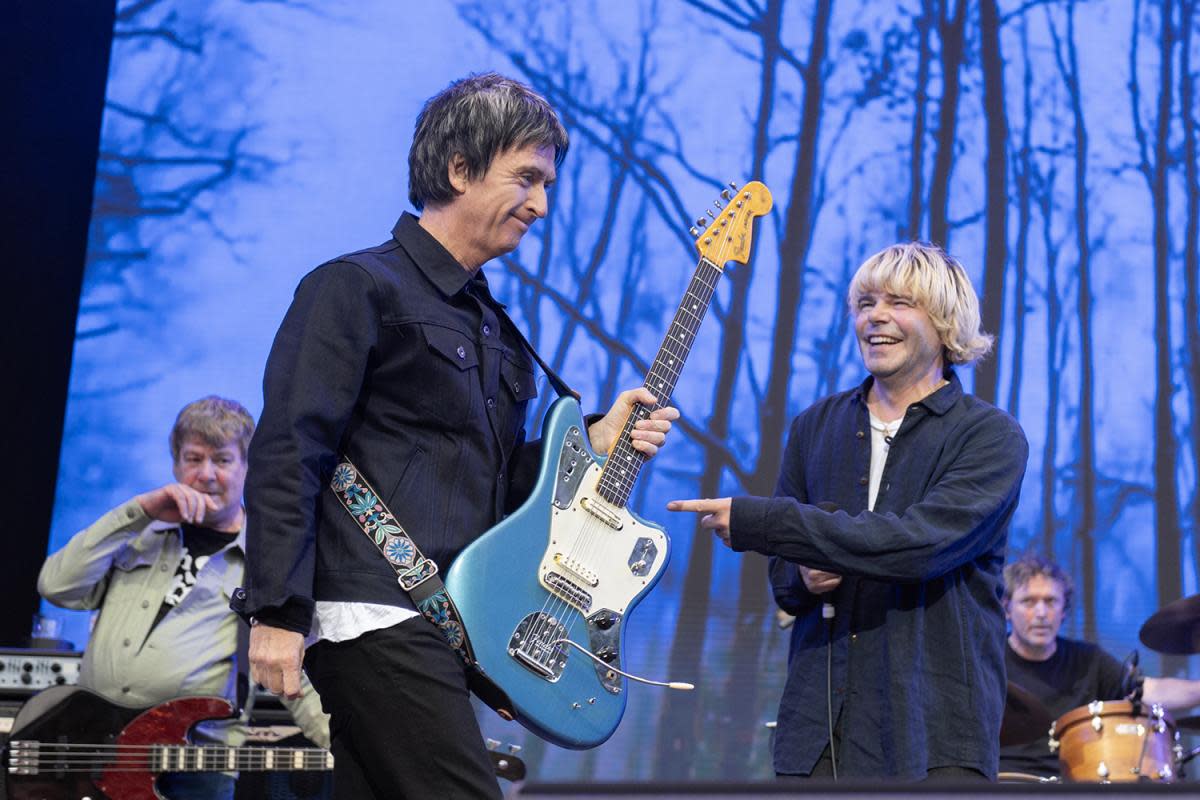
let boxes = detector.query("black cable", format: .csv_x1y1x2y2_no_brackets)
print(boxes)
824,602,837,781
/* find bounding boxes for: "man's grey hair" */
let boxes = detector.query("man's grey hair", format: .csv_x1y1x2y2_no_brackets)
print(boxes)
408,73,569,210
170,396,255,461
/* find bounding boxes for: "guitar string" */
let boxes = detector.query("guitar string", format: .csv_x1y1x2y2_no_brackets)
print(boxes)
547,202,738,670
10,742,328,771
537,197,744,677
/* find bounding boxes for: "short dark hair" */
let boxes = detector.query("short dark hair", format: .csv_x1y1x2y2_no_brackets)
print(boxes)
169,396,255,461
1002,553,1074,613
408,72,569,210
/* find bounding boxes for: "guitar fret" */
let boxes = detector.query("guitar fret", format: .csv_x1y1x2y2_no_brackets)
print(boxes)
598,252,729,505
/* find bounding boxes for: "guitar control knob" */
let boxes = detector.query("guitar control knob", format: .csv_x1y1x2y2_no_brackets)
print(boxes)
596,646,617,662
594,612,615,630
20,672,32,685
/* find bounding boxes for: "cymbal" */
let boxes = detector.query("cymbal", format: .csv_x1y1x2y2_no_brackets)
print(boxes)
1139,593,1200,654
1001,681,1054,747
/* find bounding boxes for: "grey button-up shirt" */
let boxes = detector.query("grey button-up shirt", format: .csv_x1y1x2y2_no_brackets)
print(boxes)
39,499,329,747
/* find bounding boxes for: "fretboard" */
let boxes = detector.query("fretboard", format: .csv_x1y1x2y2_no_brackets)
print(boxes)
596,256,723,508
150,744,333,772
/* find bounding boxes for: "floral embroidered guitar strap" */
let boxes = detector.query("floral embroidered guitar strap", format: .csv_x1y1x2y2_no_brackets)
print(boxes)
328,458,475,665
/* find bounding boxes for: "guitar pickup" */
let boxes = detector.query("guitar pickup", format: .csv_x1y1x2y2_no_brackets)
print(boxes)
553,553,599,587
579,496,623,530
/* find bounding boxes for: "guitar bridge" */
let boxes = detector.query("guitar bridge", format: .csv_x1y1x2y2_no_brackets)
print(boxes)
508,612,568,681
544,571,592,611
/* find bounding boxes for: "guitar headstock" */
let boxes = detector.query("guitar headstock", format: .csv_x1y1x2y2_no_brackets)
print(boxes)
691,180,773,269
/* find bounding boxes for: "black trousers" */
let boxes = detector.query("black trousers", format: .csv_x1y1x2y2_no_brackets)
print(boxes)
304,618,502,800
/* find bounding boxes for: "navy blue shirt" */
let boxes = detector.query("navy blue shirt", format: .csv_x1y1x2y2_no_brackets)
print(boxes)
242,214,542,633
730,372,1028,780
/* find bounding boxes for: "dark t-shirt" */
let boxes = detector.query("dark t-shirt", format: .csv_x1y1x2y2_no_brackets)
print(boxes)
151,524,234,630
999,637,1125,777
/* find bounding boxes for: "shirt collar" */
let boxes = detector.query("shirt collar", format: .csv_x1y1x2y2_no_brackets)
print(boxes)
853,367,962,415
153,518,246,554
391,212,474,298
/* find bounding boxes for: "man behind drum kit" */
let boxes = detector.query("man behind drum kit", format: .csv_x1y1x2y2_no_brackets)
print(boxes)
1000,554,1200,778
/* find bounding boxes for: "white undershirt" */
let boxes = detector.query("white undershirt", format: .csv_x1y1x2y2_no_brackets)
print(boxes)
307,602,418,646
868,412,902,511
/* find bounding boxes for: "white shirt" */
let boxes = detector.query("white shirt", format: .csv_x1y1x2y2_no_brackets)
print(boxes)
308,602,418,646
868,412,902,511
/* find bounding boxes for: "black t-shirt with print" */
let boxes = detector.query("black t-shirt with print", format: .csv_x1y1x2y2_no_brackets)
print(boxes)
152,524,234,630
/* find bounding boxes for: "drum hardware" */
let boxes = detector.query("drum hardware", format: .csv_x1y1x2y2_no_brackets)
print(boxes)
997,771,1059,783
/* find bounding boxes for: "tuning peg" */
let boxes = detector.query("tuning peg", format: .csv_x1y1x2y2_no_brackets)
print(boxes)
729,180,739,191
695,217,706,227
713,200,724,209
508,744,523,755
706,209,716,219
689,227,700,237
486,738,501,750
720,189,732,200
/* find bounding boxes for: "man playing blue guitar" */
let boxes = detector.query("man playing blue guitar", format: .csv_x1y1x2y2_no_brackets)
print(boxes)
238,73,678,799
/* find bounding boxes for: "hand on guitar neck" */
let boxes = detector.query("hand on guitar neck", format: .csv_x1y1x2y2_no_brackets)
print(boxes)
586,387,678,458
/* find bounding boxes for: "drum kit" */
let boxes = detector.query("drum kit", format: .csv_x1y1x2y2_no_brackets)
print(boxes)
1000,592,1200,784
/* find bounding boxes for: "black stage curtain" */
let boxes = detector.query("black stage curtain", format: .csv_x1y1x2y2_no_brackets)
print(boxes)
0,0,116,647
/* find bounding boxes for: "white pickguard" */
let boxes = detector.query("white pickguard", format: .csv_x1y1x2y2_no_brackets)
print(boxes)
538,463,667,616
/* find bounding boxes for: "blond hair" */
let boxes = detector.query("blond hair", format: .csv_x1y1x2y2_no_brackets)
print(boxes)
848,242,993,365
169,396,255,461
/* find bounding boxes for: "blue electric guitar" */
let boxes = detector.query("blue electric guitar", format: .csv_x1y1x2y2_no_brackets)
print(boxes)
444,181,772,749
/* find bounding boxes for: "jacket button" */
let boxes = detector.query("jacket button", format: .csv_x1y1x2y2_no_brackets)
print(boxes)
513,382,521,394
123,638,131,647
141,600,150,609
859,476,868,485
487,397,496,409
855,430,865,439
456,345,467,359
122,686,131,694
482,324,492,336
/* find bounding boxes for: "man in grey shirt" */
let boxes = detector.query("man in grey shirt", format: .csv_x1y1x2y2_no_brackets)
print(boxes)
39,396,329,800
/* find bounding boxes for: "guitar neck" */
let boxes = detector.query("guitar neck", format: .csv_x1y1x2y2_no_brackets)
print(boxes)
151,744,333,772
596,256,723,508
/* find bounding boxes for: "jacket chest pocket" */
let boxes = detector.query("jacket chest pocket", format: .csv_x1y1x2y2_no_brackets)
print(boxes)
419,323,480,426
500,351,538,405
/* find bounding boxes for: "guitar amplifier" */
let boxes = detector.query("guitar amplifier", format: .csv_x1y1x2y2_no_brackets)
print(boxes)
0,647,81,696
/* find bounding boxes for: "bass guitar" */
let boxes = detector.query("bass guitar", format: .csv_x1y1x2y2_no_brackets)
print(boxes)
4,685,525,799
444,180,772,748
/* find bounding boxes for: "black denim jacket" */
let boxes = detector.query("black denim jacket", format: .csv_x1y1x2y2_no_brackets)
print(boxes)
241,214,542,633
730,372,1028,779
